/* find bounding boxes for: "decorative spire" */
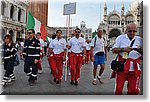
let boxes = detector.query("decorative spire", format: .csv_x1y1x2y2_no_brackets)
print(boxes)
104,0,106,8
122,0,124,10
121,0,124,16
104,0,107,14
114,4,116,11
103,0,107,23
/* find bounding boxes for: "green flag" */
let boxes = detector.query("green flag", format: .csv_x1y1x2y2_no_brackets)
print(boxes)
27,11,35,30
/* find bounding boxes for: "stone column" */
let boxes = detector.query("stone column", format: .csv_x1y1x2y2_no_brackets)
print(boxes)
4,2,10,18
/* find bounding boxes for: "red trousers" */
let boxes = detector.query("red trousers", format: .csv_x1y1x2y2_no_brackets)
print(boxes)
48,53,63,80
69,53,83,81
85,50,90,64
37,52,43,71
115,71,140,95
37,60,42,70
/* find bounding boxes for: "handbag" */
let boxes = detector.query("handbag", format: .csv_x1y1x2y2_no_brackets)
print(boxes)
111,39,135,71
111,56,125,71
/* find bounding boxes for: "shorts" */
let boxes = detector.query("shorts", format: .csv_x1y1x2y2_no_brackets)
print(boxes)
93,54,105,65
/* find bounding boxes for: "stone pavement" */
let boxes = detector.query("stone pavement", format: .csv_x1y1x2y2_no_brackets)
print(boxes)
1,52,143,95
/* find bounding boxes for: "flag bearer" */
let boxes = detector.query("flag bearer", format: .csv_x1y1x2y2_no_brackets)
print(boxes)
23,29,40,86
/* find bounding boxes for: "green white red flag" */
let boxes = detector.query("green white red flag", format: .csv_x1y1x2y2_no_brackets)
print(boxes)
27,11,47,41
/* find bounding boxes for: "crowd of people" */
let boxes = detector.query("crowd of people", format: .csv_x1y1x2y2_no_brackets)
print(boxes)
0,23,143,95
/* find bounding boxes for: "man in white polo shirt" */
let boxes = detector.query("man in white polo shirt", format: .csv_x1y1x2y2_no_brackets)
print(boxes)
90,28,107,85
68,28,86,85
111,23,143,95
48,30,67,84
36,32,45,74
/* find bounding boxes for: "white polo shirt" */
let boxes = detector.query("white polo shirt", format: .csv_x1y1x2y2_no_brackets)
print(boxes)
112,34,143,71
68,36,86,53
86,42,91,50
38,38,45,50
50,37,66,54
48,38,52,48
90,36,107,56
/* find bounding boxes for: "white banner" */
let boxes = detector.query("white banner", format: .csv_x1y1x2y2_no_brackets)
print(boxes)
63,2,76,15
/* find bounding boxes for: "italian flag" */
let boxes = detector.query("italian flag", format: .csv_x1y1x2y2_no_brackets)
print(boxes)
27,11,47,41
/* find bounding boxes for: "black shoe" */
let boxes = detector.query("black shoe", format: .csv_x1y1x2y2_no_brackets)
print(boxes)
54,78,57,82
74,80,79,86
56,80,61,84
29,81,33,86
28,79,35,86
70,80,74,85
28,78,31,82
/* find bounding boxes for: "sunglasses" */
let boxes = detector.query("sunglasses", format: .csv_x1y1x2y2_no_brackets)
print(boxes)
128,30,137,33
75,31,80,33
28,32,32,34
5,37,9,39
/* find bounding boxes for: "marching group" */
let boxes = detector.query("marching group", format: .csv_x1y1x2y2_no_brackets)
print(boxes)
1,23,143,95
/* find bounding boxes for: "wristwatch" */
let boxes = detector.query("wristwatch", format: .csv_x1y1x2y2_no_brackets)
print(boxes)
121,48,124,52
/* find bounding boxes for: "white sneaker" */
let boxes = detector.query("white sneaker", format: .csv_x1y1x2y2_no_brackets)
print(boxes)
1,81,6,86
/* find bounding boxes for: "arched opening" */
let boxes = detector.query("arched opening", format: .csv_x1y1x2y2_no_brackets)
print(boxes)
125,14,134,25
10,5,14,19
108,14,121,26
108,29,121,38
18,8,21,21
108,29,121,46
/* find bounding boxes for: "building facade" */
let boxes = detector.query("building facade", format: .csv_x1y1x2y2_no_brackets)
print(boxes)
0,0,28,42
80,21,92,40
99,0,143,45
28,0,48,26
47,26,77,40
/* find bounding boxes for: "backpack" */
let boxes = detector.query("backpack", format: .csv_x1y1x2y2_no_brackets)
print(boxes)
94,36,105,47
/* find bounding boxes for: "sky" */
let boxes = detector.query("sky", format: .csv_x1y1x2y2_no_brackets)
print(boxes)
48,0,140,32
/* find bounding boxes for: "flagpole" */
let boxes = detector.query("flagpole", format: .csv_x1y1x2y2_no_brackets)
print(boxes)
63,2,76,81
64,14,70,81
64,15,68,81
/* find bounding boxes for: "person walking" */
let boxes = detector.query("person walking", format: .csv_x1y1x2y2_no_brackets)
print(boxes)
36,32,45,74
48,30,67,84
85,39,91,64
68,28,86,85
23,29,40,86
90,28,107,85
1,34,17,86
47,34,56,74
111,23,143,95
